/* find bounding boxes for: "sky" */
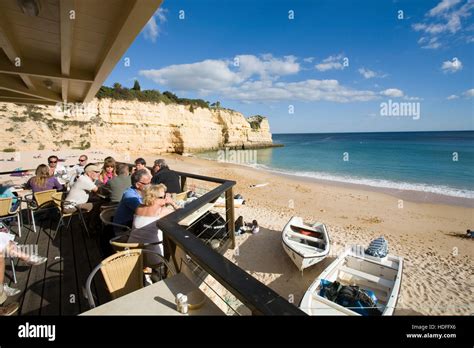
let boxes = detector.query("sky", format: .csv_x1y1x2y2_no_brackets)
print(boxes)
105,0,474,134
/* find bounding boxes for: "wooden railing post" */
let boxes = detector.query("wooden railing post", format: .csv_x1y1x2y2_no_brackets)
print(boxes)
225,187,235,249
180,175,187,192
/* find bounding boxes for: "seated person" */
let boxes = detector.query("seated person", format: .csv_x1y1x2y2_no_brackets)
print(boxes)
128,184,178,266
26,164,63,193
63,164,100,214
69,155,88,184
103,164,131,203
113,169,151,234
47,155,68,184
0,229,47,315
151,159,181,194
0,185,20,212
133,158,151,175
98,157,117,185
128,185,171,256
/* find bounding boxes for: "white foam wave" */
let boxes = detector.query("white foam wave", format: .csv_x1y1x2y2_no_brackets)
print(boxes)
254,165,474,199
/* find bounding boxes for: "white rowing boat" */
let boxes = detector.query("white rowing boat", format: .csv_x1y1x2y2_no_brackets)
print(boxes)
299,245,403,316
282,216,330,271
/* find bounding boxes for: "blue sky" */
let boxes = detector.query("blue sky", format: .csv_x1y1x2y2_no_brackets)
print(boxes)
105,0,474,133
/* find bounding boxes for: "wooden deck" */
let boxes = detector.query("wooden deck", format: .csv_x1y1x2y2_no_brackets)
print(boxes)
3,209,111,315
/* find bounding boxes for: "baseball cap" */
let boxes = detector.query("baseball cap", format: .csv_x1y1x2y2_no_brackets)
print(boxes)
84,164,101,173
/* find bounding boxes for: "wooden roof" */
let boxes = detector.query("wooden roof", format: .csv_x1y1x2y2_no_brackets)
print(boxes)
0,0,162,105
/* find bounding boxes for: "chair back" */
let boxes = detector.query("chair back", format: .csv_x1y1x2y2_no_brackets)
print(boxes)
0,197,13,216
51,192,64,210
100,208,131,235
100,249,144,299
34,189,57,208
109,234,140,252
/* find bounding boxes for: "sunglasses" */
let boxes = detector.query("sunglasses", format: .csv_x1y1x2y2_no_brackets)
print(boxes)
79,159,86,162
49,161,57,164
138,181,151,185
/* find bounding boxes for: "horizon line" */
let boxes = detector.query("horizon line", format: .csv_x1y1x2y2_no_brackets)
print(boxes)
272,130,474,135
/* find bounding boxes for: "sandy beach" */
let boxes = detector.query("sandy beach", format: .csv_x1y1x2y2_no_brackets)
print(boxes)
1,150,473,315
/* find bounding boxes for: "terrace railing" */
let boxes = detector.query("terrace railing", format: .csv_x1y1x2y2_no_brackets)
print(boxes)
157,171,306,315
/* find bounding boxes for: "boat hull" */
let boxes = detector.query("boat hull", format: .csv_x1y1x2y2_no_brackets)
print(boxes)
282,216,330,271
299,245,403,316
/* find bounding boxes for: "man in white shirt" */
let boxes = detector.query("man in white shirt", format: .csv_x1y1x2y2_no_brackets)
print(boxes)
70,154,88,183
48,155,68,185
64,164,100,213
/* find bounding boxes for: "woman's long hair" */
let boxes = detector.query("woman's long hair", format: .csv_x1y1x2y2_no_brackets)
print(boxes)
99,157,117,182
32,164,50,189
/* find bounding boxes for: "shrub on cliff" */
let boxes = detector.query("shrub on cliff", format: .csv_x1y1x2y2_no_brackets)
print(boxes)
96,84,211,109
247,115,265,130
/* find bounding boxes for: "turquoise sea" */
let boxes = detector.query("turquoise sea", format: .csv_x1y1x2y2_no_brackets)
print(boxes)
197,131,474,199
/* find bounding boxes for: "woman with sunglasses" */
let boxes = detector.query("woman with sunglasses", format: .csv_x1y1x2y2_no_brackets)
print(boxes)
128,184,179,265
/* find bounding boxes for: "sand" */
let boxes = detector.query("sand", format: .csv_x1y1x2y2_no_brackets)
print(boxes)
1,150,473,315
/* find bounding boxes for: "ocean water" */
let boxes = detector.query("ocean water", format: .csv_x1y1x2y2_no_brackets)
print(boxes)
196,131,474,199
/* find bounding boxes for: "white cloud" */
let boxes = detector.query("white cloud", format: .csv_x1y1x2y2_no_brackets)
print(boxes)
412,0,474,48
139,60,243,92
380,88,404,98
222,79,378,103
235,54,300,80
358,67,386,79
441,57,463,73
428,0,462,16
419,37,442,49
140,55,412,103
447,94,460,99
303,57,314,63
358,68,376,79
315,54,347,72
463,88,474,97
143,8,167,42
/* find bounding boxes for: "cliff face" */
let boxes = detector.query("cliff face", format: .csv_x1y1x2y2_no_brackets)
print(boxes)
0,99,274,154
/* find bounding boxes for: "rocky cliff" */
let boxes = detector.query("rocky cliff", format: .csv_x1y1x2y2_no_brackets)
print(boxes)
0,99,274,154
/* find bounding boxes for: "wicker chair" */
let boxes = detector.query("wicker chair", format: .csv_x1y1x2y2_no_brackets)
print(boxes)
24,189,57,233
99,207,131,237
0,197,22,237
85,249,176,308
52,192,90,237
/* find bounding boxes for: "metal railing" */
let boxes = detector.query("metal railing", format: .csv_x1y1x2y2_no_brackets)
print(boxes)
157,171,306,315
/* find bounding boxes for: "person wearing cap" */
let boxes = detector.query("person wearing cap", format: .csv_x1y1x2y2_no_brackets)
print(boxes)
151,159,181,194
63,163,101,214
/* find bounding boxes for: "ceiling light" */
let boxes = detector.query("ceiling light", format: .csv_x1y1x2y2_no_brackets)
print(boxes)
17,0,41,17
43,79,53,89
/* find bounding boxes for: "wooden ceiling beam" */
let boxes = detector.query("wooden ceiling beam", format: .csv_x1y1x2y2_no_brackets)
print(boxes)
0,74,61,102
60,0,75,102
0,12,36,90
0,52,94,83
83,0,163,102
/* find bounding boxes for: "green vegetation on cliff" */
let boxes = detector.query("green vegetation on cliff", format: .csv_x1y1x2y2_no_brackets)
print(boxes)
96,83,211,110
